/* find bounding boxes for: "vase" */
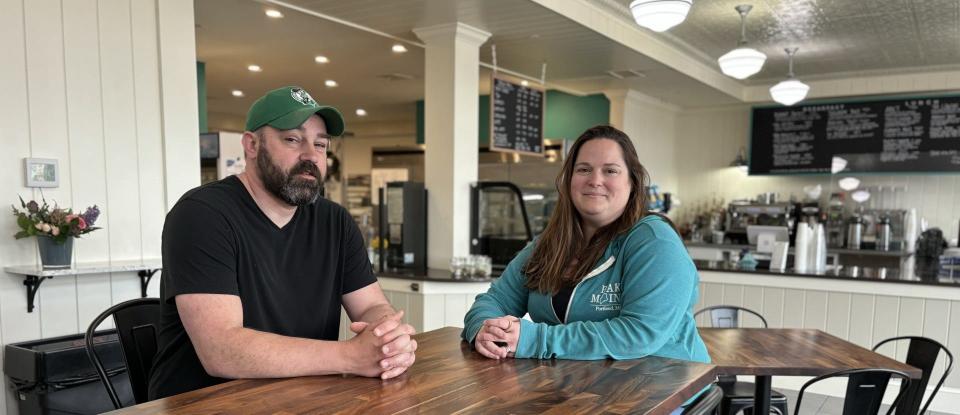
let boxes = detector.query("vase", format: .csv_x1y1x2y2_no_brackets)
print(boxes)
37,236,73,269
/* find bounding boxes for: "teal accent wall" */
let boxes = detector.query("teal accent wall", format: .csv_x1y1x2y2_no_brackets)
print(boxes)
415,91,608,145
544,91,609,140
197,61,207,133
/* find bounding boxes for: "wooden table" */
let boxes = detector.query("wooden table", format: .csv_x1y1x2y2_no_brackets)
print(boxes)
113,327,716,414
700,328,922,414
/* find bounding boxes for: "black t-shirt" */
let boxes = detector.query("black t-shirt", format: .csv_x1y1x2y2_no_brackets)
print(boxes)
148,175,376,399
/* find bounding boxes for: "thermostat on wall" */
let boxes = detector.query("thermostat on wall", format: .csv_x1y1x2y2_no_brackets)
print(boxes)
24,158,59,188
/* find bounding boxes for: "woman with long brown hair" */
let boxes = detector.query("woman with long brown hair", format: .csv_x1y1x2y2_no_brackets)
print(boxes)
462,125,709,369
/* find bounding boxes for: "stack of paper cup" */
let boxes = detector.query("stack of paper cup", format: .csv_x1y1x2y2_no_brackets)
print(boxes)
794,223,811,272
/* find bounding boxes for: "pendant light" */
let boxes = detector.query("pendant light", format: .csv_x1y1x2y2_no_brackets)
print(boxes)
769,47,810,106
717,5,766,79
629,0,693,32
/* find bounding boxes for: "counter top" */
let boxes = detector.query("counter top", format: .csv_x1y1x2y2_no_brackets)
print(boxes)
694,260,960,288
685,242,913,258
377,268,497,283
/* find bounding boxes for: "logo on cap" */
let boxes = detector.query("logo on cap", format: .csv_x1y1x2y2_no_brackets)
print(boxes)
290,88,316,106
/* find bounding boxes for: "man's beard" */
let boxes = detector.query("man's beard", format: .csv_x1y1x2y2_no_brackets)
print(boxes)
257,146,323,206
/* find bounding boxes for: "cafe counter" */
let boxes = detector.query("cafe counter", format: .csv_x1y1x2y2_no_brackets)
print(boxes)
693,259,960,391
338,269,494,340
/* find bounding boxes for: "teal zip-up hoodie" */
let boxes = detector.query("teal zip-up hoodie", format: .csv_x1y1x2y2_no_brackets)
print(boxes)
462,215,710,365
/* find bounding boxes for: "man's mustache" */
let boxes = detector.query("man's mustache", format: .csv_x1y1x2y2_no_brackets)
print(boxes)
289,161,321,179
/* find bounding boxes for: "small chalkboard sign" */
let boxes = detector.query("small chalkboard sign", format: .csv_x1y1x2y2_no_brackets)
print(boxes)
490,76,545,155
750,94,960,174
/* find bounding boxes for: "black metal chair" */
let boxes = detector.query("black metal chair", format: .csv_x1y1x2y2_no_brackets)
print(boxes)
872,336,954,415
795,368,912,415
682,384,724,415
85,297,161,409
694,305,790,415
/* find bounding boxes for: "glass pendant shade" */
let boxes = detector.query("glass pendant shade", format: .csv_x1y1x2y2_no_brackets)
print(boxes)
717,47,767,79
629,0,693,32
770,78,810,106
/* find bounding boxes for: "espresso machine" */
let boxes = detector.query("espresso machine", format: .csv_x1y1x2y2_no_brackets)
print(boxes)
725,201,798,245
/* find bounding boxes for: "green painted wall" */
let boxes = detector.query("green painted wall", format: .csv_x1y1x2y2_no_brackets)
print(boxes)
415,91,608,145
544,91,609,140
197,61,207,133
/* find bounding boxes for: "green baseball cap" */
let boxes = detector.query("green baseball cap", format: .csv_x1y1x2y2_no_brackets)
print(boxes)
244,86,345,136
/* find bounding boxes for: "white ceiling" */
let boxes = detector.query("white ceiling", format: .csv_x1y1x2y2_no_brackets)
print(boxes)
196,0,960,128
605,0,960,83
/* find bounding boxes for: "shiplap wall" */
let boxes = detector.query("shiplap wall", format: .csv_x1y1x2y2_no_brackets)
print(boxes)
0,0,198,413
675,103,960,236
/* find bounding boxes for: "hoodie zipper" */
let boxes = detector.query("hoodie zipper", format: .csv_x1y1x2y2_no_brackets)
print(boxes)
560,256,616,323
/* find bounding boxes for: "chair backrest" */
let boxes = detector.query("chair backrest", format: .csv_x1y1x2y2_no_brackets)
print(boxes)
85,297,161,409
795,368,912,415
680,384,723,415
694,305,768,328
873,336,955,415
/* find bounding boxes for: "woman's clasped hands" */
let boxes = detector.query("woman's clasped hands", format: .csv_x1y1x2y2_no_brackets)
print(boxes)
474,315,521,359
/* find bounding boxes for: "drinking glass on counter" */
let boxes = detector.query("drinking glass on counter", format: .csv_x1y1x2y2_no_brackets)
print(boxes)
449,255,492,278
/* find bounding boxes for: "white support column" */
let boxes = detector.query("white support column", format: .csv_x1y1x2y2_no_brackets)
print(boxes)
603,89,682,195
413,23,491,270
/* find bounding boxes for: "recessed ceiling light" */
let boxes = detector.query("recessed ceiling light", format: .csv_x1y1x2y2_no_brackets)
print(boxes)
392,44,408,53
521,80,529,87
356,108,367,116
247,64,262,72
231,89,244,97
314,55,329,64
325,80,338,87
265,9,283,18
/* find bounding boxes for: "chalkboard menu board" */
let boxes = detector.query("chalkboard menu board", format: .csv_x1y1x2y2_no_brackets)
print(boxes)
491,76,544,155
750,95,960,174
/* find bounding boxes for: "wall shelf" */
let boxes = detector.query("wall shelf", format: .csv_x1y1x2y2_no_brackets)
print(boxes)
4,259,162,313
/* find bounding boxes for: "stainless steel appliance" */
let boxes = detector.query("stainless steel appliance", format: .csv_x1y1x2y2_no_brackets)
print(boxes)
724,202,797,245
377,181,427,274
846,215,863,250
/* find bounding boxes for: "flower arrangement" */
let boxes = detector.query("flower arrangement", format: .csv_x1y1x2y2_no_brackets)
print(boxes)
12,196,101,244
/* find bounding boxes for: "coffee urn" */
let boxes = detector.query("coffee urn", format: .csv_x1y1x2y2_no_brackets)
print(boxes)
846,215,863,250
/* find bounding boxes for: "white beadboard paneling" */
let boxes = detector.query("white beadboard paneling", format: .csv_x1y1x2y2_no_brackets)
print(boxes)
24,0,79,339
761,287,785,328
897,297,925,366
131,0,166,259
62,0,113,335
742,286,764,328
23,0,72,205
948,301,960,388
825,293,852,340
848,294,875,347
703,282,724,308
873,296,901,359
422,295,445,332
721,284,743,307
782,289,805,328
921,299,951,387
99,0,142,263
443,294,467,328
157,0,201,208
803,291,828,331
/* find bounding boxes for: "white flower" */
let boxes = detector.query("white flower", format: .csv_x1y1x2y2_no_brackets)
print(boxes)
35,222,44,230
41,223,51,233
51,227,60,236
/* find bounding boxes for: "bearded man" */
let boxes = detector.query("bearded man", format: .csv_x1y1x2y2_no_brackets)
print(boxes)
149,86,417,399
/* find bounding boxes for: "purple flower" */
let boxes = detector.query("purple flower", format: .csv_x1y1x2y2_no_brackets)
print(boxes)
26,201,39,214
81,205,100,227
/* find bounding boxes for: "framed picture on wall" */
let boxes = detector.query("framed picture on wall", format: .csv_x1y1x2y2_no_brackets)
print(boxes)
24,158,59,188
